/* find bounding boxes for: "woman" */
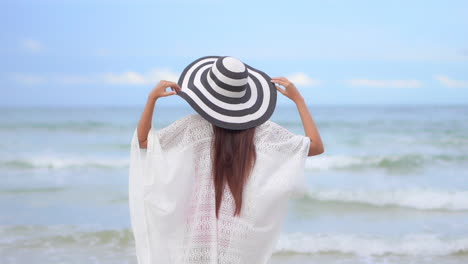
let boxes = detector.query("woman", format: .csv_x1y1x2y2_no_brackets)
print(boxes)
129,56,324,264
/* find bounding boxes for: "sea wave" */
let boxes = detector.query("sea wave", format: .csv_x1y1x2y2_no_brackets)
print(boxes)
0,121,131,132
1,156,129,170
276,232,468,256
305,153,468,171
0,225,133,248
0,187,68,194
3,152,466,171
2,225,467,257
302,187,468,211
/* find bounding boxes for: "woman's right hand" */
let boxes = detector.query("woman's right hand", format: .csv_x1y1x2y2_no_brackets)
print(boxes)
271,77,304,103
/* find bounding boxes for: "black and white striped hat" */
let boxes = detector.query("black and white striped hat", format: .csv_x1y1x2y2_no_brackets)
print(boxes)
177,55,277,130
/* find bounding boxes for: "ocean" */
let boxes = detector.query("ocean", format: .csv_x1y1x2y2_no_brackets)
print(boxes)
1,104,467,264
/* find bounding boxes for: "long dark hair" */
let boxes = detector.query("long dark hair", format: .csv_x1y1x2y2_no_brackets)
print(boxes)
211,124,256,218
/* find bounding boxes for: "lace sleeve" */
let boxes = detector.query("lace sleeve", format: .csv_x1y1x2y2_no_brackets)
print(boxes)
255,121,311,198
255,120,310,155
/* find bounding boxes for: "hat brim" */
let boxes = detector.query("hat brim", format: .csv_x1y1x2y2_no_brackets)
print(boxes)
177,55,277,130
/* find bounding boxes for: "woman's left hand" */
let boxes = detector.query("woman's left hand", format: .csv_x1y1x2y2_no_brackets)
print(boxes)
148,80,181,101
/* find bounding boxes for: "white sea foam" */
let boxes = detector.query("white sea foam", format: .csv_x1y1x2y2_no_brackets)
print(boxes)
304,153,464,171
275,232,468,256
304,187,468,211
305,154,367,170
1,155,129,169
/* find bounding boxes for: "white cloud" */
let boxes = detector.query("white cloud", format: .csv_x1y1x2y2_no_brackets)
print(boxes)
10,73,46,85
9,68,180,86
433,75,468,88
286,72,321,86
146,68,180,83
51,74,96,85
101,68,179,85
347,79,422,88
101,71,147,85
20,38,43,53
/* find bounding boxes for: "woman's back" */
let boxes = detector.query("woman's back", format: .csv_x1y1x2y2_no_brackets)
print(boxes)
129,114,310,264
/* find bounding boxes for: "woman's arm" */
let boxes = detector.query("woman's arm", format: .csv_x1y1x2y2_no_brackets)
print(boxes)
294,97,324,156
271,77,324,156
137,97,156,149
137,80,181,149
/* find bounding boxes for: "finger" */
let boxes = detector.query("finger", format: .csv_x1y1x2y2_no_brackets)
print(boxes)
275,85,286,94
272,79,287,87
162,87,175,95
271,76,287,81
161,91,177,97
279,79,290,86
159,81,180,91
172,83,182,93
166,81,181,90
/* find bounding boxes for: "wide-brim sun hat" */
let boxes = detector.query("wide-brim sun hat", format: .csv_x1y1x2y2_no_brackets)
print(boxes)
177,55,277,130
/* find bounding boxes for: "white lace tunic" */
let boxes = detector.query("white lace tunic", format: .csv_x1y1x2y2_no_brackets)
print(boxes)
129,114,310,264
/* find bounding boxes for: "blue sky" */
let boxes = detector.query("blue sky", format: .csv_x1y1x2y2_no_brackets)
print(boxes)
1,0,467,107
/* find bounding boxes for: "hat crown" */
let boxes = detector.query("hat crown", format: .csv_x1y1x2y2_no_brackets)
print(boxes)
223,57,246,73
208,56,249,98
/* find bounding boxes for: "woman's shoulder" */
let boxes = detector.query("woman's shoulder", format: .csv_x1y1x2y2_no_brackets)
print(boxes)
154,114,212,150
255,120,309,154
181,114,212,134
159,114,209,133
256,119,296,139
